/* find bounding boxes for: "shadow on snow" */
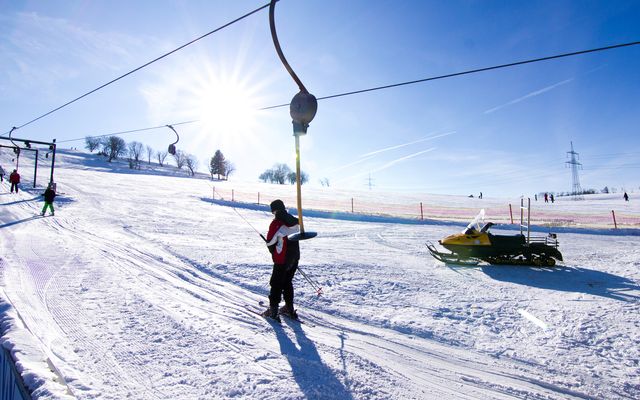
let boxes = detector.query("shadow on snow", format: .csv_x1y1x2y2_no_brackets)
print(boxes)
481,264,640,302
271,321,353,400
0,215,42,229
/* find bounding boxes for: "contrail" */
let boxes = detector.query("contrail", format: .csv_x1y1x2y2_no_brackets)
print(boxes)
484,78,574,114
359,131,455,158
370,148,436,173
335,147,436,183
326,155,376,174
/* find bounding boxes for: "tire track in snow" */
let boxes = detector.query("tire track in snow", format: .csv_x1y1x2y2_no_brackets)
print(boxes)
41,212,298,397
8,216,165,398
299,309,599,400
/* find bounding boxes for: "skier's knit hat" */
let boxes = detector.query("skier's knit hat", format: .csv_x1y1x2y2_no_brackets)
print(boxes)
270,199,286,212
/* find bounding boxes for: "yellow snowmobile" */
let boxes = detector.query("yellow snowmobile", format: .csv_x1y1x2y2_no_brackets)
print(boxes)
427,209,562,266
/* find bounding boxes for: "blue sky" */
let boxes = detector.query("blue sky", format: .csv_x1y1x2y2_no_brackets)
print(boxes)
1,0,639,197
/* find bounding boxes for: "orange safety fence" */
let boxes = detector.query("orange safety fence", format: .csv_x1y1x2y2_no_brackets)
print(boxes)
211,187,640,229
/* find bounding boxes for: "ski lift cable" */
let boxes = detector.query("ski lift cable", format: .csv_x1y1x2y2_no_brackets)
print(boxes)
56,120,198,143
260,40,640,110
3,2,273,136
24,40,640,144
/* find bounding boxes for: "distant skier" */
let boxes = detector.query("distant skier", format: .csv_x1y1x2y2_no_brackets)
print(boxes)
0,165,4,182
479,192,483,199
550,194,555,203
534,194,538,201
623,192,629,202
544,193,548,203
263,199,300,322
41,183,56,216
9,169,20,193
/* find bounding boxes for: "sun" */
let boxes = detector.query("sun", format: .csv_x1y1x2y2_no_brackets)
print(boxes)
197,79,258,137
141,53,276,168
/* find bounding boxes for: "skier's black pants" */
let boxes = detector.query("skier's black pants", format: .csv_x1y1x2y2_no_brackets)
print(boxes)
268,260,298,310
10,183,18,193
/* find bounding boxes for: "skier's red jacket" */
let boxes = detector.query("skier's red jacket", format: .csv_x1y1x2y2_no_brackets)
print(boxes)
266,213,299,265
9,171,20,183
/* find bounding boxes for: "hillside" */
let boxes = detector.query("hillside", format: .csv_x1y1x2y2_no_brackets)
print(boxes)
1,150,639,399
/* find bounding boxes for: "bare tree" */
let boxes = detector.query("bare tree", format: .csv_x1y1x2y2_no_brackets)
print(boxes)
156,150,168,166
319,177,330,187
223,161,235,180
185,153,198,176
272,163,291,184
146,145,154,164
287,170,309,185
259,170,274,183
127,141,143,169
259,164,292,184
102,136,126,162
173,150,187,170
84,136,101,152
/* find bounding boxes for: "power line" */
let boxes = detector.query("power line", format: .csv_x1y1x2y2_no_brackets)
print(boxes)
5,2,272,135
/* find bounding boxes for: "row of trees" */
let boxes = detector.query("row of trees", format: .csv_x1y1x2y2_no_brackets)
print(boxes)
85,136,233,179
547,186,631,198
259,163,309,185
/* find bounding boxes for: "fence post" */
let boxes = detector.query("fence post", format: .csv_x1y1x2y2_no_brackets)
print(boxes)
212,186,215,200
509,204,514,224
420,202,424,220
258,192,260,205
612,210,618,229
351,198,354,213
232,189,234,202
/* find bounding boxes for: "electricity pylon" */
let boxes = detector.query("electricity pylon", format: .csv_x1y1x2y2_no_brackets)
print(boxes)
565,141,583,200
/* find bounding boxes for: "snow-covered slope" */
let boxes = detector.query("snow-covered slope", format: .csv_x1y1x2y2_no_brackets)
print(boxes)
1,150,639,399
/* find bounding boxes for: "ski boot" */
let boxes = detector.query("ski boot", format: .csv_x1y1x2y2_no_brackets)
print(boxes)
261,306,281,323
279,304,298,320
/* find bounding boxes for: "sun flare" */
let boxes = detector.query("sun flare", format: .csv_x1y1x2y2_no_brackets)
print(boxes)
197,79,258,138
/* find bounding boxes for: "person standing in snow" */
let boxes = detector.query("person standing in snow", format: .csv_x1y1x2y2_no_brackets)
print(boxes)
623,192,629,201
263,199,300,322
550,194,555,203
9,169,20,193
41,183,56,216
544,193,548,203
0,165,5,182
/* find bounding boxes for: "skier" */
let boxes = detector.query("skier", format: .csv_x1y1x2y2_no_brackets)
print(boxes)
0,165,4,182
9,169,20,193
263,199,300,322
550,194,555,203
623,192,629,202
544,193,548,203
41,183,56,216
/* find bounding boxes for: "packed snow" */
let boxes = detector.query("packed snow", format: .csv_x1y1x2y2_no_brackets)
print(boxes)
1,150,639,399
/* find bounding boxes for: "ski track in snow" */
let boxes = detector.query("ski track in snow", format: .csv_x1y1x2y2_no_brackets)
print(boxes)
1,150,639,399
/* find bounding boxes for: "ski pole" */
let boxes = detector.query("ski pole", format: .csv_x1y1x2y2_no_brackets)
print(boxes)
297,266,323,296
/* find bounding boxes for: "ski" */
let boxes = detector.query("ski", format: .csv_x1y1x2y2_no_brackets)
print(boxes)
258,301,311,326
245,304,281,323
